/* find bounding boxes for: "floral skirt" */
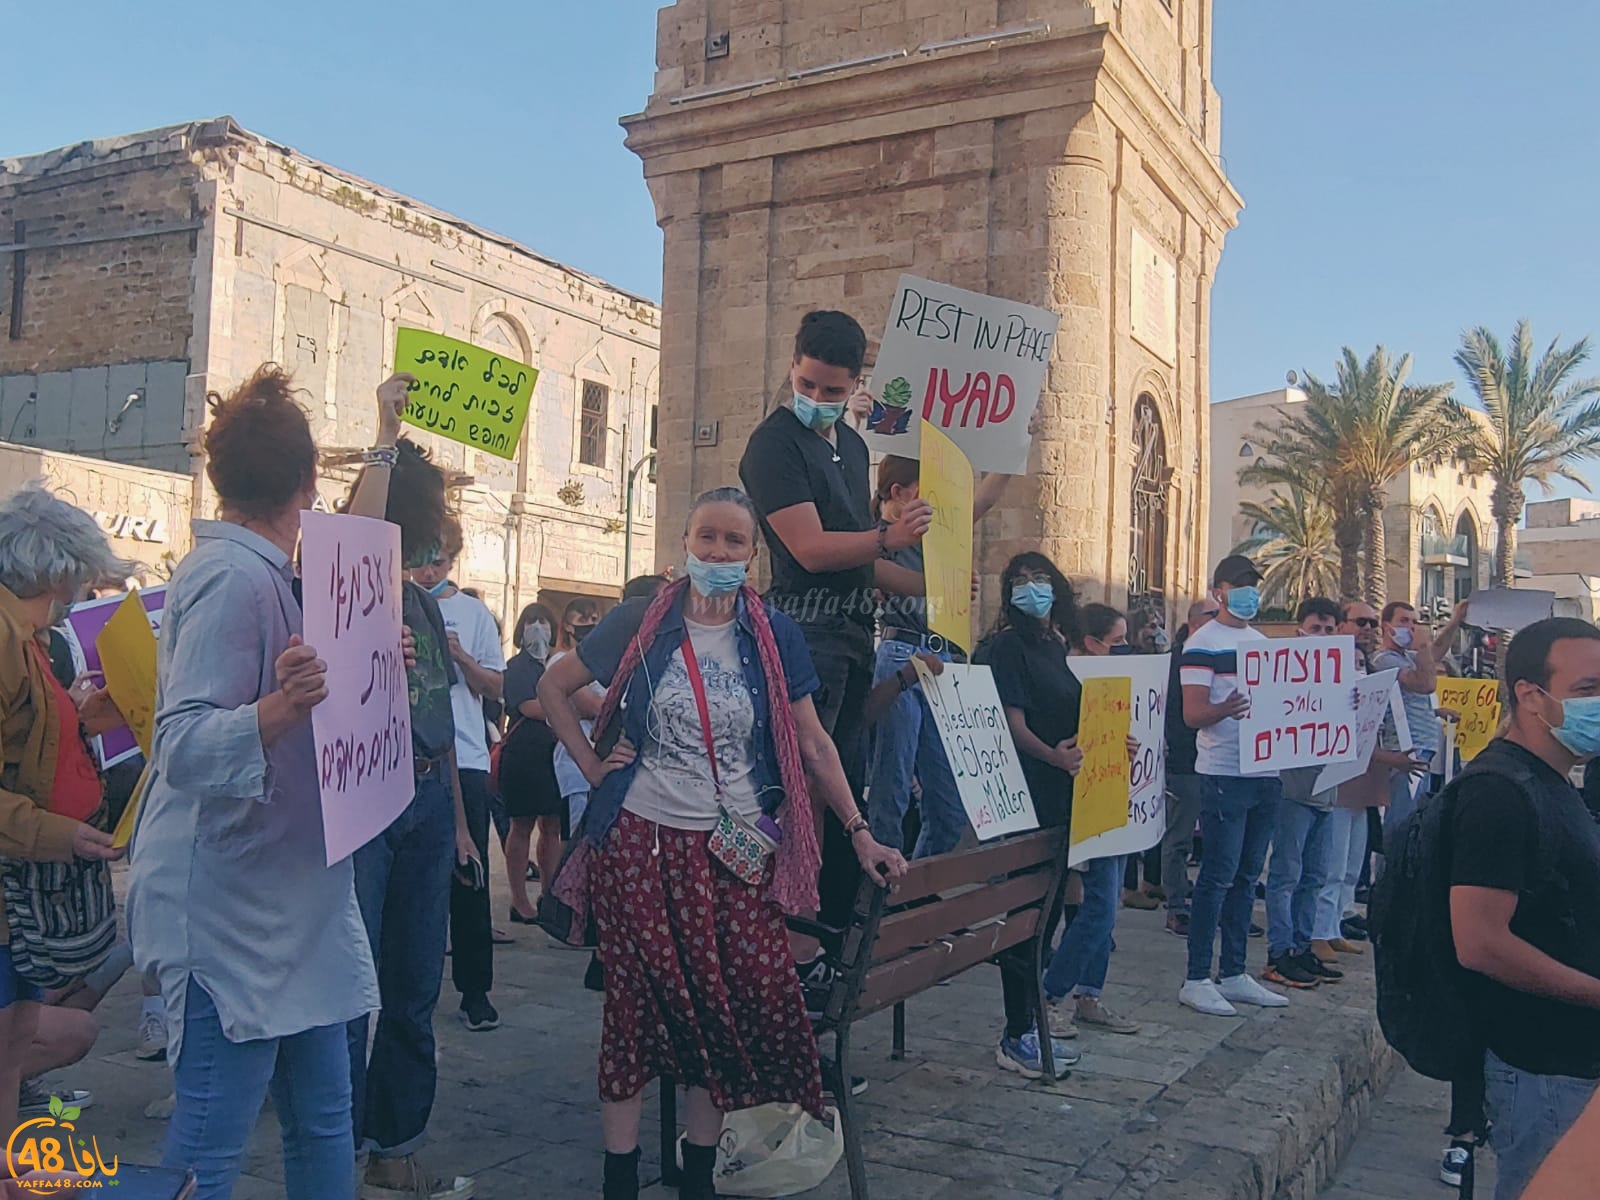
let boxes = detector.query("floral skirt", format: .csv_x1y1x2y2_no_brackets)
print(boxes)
591,810,824,1117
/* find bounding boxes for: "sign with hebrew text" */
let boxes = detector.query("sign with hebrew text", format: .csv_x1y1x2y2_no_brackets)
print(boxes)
1238,635,1360,775
395,327,536,460
1436,677,1502,763
1066,653,1169,864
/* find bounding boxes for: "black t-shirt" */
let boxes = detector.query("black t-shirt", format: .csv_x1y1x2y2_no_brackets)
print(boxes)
739,405,874,627
1164,639,1198,776
503,649,546,716
1449,739,1600,1078
977,626,1081,828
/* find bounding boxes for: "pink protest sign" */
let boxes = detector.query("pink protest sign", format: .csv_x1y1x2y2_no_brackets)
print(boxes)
61,586,167,768
299,510,413,865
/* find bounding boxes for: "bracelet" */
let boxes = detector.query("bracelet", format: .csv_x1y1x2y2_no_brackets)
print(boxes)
361,445,399,468
844,814,869,837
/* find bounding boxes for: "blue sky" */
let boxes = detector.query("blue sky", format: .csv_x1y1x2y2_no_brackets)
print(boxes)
4,2,1596,491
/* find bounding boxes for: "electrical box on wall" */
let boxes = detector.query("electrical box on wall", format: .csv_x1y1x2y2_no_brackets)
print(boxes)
705,31,729,59
694,421,720,447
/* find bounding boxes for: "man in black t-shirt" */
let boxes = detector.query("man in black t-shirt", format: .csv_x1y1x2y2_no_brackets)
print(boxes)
1448,617,1600,1200
1160,599,1218,936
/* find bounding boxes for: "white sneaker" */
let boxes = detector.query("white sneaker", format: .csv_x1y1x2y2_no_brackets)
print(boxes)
1178,978,1237,1016
1217,973,1289,1008
135,1009,168,1061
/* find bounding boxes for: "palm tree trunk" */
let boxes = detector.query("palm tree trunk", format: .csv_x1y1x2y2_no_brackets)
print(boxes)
1335,515,1363,601
1363,506,1387,608
1495,518,1517,588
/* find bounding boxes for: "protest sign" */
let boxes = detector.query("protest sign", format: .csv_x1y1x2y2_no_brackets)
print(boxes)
1072,677,1132,850
913,659,1037,840
1238,635,1360,775
1314,668,1399,793
300,510,414,865
395,327,537,460
1066,653,1169,863
919,421,974,649
61,585,167,768
96,590,158,758
1465,587,1554,633
864,275,1059,474
1437,677,1502,762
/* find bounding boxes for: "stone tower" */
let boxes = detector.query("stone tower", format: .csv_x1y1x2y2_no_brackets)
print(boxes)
625,0,1240,617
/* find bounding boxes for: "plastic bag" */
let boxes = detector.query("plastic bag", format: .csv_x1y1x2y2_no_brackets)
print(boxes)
698,1104,844,1197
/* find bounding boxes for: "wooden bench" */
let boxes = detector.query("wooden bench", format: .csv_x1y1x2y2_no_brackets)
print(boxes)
659,825,1070,1198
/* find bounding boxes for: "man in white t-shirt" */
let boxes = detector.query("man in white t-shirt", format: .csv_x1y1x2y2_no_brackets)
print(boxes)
413,518,506,1033
1177,554,1290,1017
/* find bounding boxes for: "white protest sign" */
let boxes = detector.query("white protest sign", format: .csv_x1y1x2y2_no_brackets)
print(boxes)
864,274,1059,474
1465,587,1555,633
1314,668,1399,793
913,660,1038,840
1238,635,1360,775
1065,654,1169,865
300,511,414,865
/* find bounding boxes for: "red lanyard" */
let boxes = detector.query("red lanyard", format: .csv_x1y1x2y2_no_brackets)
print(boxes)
679,634,721,794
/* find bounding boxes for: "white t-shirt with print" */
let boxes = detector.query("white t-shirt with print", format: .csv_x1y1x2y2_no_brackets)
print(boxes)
1178,618,1268,777
436,590,507,773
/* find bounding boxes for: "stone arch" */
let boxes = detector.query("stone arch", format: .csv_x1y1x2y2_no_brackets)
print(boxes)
1453,505,1483,597
470,300,535,364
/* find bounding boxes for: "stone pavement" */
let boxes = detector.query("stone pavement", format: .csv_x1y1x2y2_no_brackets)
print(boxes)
52,860,1400,1199
1320,1069,1496,1200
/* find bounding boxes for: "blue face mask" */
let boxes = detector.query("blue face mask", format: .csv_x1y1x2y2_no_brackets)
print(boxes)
1011,580,1054,619
1392,626,1415,650
793,395,846,432
1110,643,1138,656
685,553,747,598
1540,690,1600,757
1225,585,1260,621
427,578,452,598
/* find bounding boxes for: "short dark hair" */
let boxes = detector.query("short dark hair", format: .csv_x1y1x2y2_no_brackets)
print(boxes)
1296,597,1341,625
204,365,317,520
793,310,866,376
563,597,600,625
1381,601,1415,624
1505,617,1600,709
1079,603,1125,644
623,574,667,602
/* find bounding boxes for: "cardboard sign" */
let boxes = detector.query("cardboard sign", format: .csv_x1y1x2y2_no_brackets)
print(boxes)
1071,677,1132,850
864,275,1058,474
1066,653,1169,863
1314,668,1400,793
1465,587,1554,633
1437,677,1502,763
300,511,414,865
1238,635,1360,775
95,590,159,758
919,421,974,649
913,660,1038,840
61,585,167,768
395,327,537,460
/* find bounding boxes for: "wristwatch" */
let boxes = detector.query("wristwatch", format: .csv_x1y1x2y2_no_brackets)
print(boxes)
845,814,870,838
875,519,892,558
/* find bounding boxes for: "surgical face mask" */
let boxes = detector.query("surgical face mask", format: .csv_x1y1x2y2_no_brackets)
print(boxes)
1224,585,1261,621
1149,627,1170,653
793,395,846,432
426,577,452,598
1538,690,1600,757
522,623,551,661
1392,625,1414,649
1110,643,1138,657
685,552,747,598
1010,580,1054,619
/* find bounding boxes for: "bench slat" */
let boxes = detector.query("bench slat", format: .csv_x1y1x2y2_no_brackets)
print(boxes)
891,827,1066,905
871,870,1053,964
853,906,1042,1019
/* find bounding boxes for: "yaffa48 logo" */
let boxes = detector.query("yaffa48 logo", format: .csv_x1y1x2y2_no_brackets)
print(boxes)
6,1093,119,1188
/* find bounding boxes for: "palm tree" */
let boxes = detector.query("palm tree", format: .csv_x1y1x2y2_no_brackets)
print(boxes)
1243,346,1465,606
1454,321,1600,585
1234,484,1341,610
1242,452,1365,601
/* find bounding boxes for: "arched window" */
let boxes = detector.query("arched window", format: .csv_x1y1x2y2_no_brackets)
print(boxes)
1454,510,1480,600
1129,394,1169,605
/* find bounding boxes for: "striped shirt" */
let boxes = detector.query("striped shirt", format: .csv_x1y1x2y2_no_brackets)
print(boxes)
1178,619,1268,776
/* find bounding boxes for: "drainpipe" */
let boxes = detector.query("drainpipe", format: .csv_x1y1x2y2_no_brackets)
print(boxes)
623,451,656,584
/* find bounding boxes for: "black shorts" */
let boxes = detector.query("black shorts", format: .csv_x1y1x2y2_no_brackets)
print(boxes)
498,721,566,820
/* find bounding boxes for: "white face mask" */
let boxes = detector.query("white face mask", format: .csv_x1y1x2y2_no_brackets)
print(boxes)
522,622,551,660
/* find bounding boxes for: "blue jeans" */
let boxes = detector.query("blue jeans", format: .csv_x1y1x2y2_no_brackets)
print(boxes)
348,772,454,1157
1314,806,1366,942
167,978,354,1200
1043,854,1123,1002
1484,1047,1600,1200
1186,775,1281,982
1265,801,1333,958
866,639,966,857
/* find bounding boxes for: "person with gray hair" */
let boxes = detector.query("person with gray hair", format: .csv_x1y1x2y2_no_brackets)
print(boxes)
0,483,131,1163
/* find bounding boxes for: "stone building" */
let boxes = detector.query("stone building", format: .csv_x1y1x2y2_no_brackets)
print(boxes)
624,0,1240,618
0,118,661,630
1213,387,1495,612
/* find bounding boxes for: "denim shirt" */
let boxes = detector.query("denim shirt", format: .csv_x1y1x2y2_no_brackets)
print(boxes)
576,592,820,846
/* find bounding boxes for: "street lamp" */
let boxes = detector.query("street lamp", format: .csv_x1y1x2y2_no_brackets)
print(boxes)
622,451,656,585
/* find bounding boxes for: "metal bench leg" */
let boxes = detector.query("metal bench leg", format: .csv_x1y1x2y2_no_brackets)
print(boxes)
891,1001,906,1061
660,1077,680,1187
833,1029,869,1200
1031,948,1058,1083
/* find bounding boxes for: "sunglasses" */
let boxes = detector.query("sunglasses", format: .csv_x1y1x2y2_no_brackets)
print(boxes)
1351,618,1379,629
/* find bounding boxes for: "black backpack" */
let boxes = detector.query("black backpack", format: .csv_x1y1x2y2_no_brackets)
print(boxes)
1371,748,1543,1081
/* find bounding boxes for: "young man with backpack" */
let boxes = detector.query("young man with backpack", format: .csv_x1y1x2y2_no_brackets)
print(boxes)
1376,617,1600,1200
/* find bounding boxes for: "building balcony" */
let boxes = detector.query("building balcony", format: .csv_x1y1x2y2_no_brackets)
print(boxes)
1421,534,1472,566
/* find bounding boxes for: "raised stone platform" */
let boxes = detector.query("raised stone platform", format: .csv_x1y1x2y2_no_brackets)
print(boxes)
61,863,1395,1198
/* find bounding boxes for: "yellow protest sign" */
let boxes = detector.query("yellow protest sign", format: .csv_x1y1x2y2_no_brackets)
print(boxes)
95,589,158,758
1436,678,1502,762
919,421,973,649
394,327,537,460
111,762,150,850
1071,676,1132,849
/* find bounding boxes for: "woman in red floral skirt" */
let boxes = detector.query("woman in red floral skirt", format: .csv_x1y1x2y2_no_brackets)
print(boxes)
538,487,906,1200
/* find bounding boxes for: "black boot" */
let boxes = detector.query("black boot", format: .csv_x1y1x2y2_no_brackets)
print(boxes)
680,1141,718,1200
602,1148,640,1200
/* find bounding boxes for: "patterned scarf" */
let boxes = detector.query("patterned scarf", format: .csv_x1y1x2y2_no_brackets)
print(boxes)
555,577,821,919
